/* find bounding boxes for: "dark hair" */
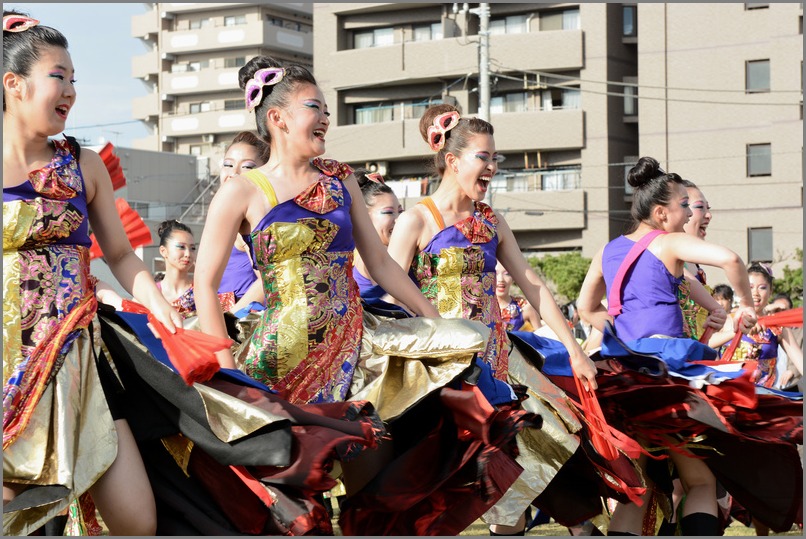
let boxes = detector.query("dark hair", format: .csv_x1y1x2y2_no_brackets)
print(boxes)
627,156,686,226
238,56,317,144
157,219,193,247
419,104,494,176
747,262,773,286
3,10,69,111
226,131,270,164
353,167,395,206
772,292,793,309
712,284,734,301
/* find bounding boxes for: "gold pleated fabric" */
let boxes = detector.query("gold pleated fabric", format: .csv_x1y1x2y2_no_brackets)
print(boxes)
3,323,117,537
348,312,489,421
481,344,583,526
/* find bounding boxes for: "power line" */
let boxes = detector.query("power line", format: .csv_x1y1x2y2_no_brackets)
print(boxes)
66,119,143,130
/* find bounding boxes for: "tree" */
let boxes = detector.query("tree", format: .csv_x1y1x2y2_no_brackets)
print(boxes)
527,251,592,306
773,248,803,307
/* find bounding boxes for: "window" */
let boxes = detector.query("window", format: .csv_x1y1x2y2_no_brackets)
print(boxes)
224,56,246,69
354,102,394,124
623,78,638,116
747,143,771,176
224,99,245,111
748,227,773,263
490,14,528,35
403,99,440,119
189,102,211,114
490,92,528,113
224,15,246,27
623,5,637,37
187,60,209,72
746,59,770,93
189,18,211,30
354,27,394,49
542,167,581,191
189,145,203,156
540,9,580,31
541,87,581,111
412,22,443,42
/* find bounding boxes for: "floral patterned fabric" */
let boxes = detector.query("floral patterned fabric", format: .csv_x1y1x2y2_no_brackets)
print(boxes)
731,328,780,388
410,200,508,380
500,296,527,332
239,160,362,404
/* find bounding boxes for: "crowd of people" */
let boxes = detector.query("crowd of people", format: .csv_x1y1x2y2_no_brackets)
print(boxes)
3,10,802,537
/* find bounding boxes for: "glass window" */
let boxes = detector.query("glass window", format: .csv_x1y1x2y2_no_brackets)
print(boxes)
374,27,394,47
490,96,505,114
562,9,580,30
506,15,527,34
431,22,443,40
540,11,563,31
224,56,246,68
354,103,394,124
747,143,772,176
489,18,507,35
189,145,203,156
224,15,246,26
623,5,637,37
748,227,773,262
412,25,432,42
189,102,210,114
354,30,374,49
562,88,581,109
189,18,210,30
624,84,638,116
224,99,245,111
746,59,770,92
505,92,527,112
355,27,394,48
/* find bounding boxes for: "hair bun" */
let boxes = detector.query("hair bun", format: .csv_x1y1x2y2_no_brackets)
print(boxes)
418,103,461,142
238,56,283,90
627,156,663,189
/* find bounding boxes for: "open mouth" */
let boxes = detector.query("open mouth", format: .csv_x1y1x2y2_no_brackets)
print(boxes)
55,105,69,119
313,129,326,141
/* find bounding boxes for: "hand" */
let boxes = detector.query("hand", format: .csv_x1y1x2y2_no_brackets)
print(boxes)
704,307,728,331
147,298,183,334
780,368,798,389
733,307,758,335
569,348,598,391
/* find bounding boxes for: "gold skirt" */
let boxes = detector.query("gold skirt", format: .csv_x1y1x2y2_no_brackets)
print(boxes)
3,319,117,537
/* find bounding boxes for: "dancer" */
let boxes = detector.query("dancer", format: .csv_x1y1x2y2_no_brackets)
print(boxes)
726,263,802,388
576,156,802,535
193,57,539,536
351,167,403,300
386,104,643,535
496,261,542,332
3,11,182,535
217,131,269,314
155,219,197,317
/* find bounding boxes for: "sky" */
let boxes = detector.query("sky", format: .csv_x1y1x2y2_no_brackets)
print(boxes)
9,3,151,148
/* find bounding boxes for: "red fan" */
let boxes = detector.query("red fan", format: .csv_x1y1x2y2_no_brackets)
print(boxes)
89,198,152,260
121,299,232,385
98,142,127,191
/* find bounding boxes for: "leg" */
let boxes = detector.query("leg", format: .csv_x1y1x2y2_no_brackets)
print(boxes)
670,451,719,535
88,419,156,536
752,517,770,536
607,454,652,535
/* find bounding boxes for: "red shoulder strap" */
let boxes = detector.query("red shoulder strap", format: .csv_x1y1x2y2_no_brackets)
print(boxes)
607,230,666,316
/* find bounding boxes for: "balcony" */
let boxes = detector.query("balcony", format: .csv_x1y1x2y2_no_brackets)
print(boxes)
162,109,252,138
490,189,586,231
163,68,240,96
132,92,160,121
161,3,311,16
132,49,160,80
131,8,159,39
324,109,584,163
160,21,312,55
325,29,584,90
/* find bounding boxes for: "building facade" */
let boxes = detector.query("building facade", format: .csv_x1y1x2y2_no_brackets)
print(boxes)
312,2,803,281
130,2,313,173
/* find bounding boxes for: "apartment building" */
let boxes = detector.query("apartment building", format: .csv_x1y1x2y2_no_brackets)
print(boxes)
313,3,803,279
130,2,313,172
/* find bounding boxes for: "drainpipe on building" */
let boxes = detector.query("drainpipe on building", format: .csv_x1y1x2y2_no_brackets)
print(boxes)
476,3,491,122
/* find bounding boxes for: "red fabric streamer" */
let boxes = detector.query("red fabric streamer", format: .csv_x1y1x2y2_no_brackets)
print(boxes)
89,198,152,260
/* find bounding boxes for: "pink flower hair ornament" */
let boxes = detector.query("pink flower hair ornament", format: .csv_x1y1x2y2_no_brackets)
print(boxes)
244,67,285,112
427,111,460,152
3,15,39,32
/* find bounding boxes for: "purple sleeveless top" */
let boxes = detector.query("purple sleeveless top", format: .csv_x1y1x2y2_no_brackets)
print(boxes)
218,245,257,299
602,235,684,341
3,139,91,248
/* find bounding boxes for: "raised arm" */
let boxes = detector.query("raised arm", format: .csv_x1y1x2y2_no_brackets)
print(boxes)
84,149,181,332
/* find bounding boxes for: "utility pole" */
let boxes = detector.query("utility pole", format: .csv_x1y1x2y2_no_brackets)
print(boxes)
476,3,491,121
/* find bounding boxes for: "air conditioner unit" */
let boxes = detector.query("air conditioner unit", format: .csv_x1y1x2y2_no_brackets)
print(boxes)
202,134,215,144
367,161,388,176
161,93,174,102
161,52,175,61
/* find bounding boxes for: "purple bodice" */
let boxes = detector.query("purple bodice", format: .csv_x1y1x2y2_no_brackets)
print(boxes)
218,246,257,299
602,235,684,341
